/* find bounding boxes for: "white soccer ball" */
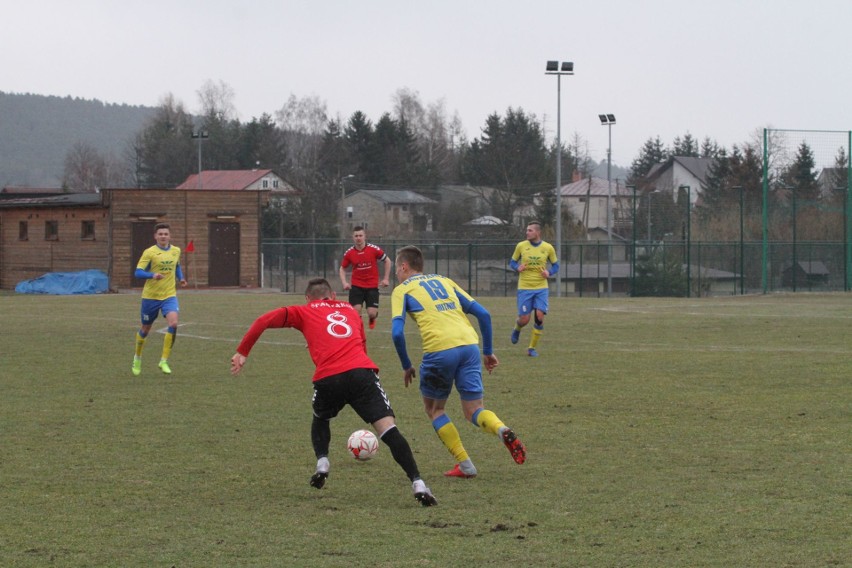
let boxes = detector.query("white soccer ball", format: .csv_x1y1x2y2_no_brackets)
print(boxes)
347,429,379,461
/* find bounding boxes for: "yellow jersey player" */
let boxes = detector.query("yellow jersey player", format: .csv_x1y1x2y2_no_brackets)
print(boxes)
131,223,187,376
509,221,559,357
391,245,526,479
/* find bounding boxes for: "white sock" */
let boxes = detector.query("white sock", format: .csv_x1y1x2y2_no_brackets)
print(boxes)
316,456,330,474
459,459,477,475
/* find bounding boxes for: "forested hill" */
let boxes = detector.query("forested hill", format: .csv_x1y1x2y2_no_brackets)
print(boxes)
0,91,155,187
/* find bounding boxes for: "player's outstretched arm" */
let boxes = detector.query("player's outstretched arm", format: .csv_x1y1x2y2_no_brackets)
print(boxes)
230,353,247,375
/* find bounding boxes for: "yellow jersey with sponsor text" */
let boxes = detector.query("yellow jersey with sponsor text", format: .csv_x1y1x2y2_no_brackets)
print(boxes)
137,244,182,300
391,273,479,353
511,240,557,290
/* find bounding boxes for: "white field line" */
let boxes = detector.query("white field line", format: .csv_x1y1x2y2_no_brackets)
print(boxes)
568,342,852,355
591,306,852,319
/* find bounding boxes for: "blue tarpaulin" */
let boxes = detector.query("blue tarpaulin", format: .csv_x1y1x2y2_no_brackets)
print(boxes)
15,270,109,295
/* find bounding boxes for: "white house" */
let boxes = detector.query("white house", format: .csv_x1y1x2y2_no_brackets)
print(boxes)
645,156,713,207
342,189,437,237
176,169,297,195
559,176,632,232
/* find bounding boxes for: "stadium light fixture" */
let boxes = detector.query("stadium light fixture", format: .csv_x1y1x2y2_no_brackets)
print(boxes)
191,129,209,189
545,59,574,297
599,113,616,296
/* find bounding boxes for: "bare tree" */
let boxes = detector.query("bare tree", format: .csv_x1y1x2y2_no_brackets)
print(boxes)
567,132,593,177
62,142,128,191
197,79,237,121
750,126,788,187
275,94,328,170
392,87,426,131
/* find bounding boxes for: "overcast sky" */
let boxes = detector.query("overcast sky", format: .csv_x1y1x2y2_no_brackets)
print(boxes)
4,0,850,168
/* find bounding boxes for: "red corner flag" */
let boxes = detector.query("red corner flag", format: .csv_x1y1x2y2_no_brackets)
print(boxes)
186,240,195,253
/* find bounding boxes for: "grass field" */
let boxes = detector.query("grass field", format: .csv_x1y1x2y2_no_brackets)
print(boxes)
1,290,850,567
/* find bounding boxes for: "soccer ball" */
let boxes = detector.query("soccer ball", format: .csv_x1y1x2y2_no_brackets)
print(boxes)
347,429,379,461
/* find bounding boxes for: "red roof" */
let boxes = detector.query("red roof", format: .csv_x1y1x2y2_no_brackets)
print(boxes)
176,169,274,190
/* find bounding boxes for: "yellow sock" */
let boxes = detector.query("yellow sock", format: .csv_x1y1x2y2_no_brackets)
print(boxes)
134,332,147,357
161,329,175,361
434,416,470,463
530,327,543,349
473,409,505,436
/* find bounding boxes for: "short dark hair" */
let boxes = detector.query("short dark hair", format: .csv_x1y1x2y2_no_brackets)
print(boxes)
352,226,365,233
154,223,170,232
396,245,424,272
305,277,333,299
527,221,541,230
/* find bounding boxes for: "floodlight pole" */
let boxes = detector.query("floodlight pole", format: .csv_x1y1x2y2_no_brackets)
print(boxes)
680,185,691,297
340,174,355,235
629,184,636,295
735,186,744,295
191,129,209,189
546,60,574,297
599,114,615,297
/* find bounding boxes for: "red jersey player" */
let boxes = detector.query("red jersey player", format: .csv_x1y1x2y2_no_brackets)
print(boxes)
338,226,391,329
230,277,437,507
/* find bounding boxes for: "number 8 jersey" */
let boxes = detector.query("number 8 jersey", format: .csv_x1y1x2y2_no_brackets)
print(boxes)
391,273,480,353
235,300,377,381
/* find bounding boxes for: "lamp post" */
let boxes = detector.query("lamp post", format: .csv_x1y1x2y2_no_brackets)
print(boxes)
340,174,355,235
629,184,636,295
733,186,744,295
546,60,574,297
191,129,209,189
679,185,691,297
599,114,615,296
645,189,661,247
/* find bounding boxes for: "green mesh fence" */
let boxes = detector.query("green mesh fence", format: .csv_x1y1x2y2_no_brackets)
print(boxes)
260,132,851,297
762,129,851,292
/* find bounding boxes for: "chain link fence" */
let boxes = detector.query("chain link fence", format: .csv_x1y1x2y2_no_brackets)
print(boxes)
261,238,850,297
260,130,851,297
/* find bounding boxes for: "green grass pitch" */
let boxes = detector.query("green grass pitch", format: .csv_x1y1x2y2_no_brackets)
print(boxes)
1,291,849,567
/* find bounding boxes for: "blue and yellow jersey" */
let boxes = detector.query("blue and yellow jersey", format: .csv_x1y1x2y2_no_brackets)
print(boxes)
136,244,181,300
391,273,480,354
511,240,557,290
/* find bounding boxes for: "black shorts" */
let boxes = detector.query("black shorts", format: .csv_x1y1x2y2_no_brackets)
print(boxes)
312,368,394,424
349,286,380,309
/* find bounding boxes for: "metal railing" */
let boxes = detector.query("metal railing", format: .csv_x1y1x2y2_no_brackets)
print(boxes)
261,238,851,296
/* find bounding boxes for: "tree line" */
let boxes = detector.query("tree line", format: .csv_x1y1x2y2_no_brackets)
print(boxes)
53,82,850,243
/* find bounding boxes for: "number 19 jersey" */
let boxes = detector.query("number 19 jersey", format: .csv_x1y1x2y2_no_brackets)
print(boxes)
391,273,479,353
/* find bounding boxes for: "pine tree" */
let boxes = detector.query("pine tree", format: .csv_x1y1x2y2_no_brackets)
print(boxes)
781,141,819,201
671,133,699,157
133,95,195,187
696,149,729,220
628,136,667,186
460,108,550,224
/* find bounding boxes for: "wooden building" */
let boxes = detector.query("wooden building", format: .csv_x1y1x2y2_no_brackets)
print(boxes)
0,187,269,290
0,193,109,289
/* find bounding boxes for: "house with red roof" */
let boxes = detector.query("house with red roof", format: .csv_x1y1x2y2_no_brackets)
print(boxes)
176,169,297,195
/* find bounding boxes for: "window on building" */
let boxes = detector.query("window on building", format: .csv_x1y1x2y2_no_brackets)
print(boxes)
262,179,269,188
81,220,95,240
45,220,59,240
273,179,279,188
19,221,28,241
